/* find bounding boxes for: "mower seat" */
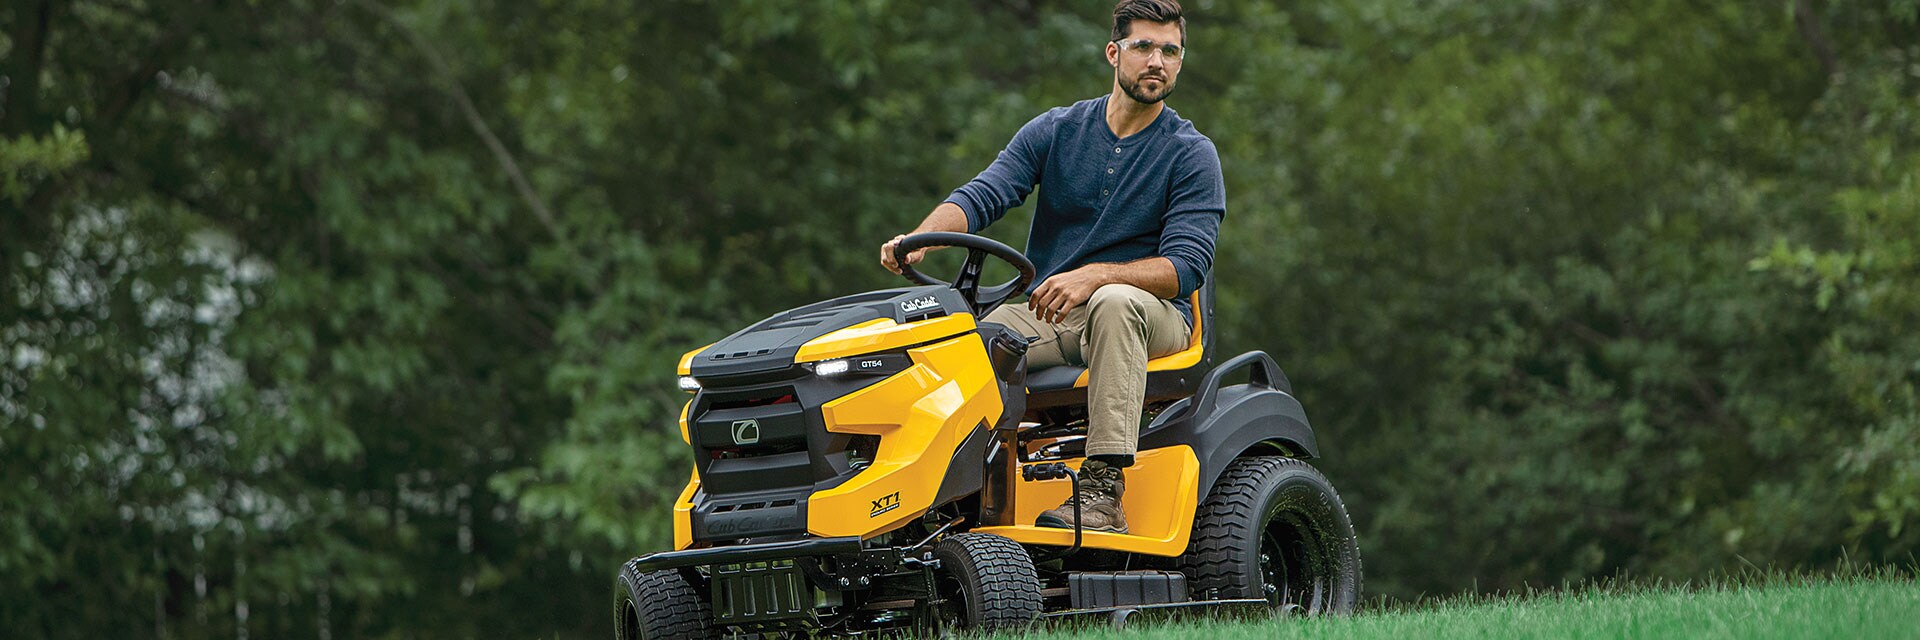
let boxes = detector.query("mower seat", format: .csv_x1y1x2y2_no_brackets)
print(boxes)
1024,277,1216,410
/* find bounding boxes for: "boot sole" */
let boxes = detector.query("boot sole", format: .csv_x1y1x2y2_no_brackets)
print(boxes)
1034,513,1127,534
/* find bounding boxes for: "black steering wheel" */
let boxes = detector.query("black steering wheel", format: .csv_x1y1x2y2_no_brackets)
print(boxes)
893,232,1037,318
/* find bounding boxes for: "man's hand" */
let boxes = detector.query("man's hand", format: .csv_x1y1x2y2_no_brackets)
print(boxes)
879,234,932,275
1028,264,1116,324
885,203,970,274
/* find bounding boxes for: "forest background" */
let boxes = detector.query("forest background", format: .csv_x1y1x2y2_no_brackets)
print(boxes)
3,0,1917,637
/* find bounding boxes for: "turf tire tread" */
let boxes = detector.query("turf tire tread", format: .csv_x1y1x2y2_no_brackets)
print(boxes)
1179,456,1364,612
615,559,716,640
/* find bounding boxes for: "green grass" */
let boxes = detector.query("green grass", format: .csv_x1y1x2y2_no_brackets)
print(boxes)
1002,574,1920,640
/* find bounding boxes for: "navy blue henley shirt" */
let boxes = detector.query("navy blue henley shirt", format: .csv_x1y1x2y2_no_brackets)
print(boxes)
944,96,1224,325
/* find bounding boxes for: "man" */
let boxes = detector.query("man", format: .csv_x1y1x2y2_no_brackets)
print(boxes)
878,0,1223,534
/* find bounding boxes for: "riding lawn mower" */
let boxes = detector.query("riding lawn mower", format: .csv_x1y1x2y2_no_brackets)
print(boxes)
615,232,1362,637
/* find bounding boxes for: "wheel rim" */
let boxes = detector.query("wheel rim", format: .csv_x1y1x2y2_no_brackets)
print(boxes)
1259,511,1326,613
616,597,639,640
935,571,970,630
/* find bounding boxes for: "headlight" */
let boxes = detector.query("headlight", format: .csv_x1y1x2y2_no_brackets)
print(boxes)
677,375,701,392
813,359,852,376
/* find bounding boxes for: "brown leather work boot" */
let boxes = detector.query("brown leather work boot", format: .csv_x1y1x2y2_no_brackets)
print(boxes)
1034,460,1128,534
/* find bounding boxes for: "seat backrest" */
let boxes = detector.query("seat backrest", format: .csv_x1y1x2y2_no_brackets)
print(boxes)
1141,275,1215,402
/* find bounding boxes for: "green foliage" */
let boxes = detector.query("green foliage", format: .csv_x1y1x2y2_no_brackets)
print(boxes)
1750,52,1920,550
2,0,1916,637
0,125,88,204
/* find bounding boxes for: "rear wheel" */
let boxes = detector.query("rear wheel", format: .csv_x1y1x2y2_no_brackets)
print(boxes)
614,561,716,639
931,533,1043,633
1180,456,1362,614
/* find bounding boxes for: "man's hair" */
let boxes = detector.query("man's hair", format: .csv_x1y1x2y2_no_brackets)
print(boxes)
1111,0,1186,44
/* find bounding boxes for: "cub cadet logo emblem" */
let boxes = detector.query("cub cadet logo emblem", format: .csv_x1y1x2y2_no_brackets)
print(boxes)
869,492,901,518
730,419,760,445
900,296,939,313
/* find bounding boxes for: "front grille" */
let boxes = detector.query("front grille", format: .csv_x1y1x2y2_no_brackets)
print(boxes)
693,385,808,463
686,369,894,543
710,393,796,411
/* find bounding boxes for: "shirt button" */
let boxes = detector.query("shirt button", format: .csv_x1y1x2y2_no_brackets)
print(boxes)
1114,147,1122,153
1106,167,1114,174
1102,190,1110,196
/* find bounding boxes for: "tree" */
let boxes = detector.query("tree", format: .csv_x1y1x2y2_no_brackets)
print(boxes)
3,1,1915,636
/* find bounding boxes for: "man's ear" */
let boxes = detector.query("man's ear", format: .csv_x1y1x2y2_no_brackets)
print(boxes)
1105,42,1119,67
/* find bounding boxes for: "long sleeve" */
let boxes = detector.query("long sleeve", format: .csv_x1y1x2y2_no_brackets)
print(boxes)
1157,139,1225,298
945,110,1057,232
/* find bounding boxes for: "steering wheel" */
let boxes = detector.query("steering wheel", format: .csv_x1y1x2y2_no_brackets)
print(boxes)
893,232,1037,318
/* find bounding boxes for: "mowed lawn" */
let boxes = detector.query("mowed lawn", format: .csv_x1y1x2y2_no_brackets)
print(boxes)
1005,575,1920,640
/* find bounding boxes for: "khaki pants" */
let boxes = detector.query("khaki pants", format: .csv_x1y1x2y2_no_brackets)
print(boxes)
984,284,1192,458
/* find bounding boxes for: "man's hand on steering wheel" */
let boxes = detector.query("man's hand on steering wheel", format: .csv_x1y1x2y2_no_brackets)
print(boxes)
879,234,933,275
886,232,1037,319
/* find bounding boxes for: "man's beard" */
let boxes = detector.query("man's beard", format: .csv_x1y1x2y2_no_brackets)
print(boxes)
1118,70,1175,104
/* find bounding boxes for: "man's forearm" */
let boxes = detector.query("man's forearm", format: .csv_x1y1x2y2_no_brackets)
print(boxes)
912,202,970,234
1087,257,1181,300
881,202,972,274
1027,256,1183,323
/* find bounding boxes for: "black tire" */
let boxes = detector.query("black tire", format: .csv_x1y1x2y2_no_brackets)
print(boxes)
1180,456,1363,614
614,560,716,640
931,533,1043,633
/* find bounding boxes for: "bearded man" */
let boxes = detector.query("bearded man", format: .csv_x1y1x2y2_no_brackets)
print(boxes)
880,0,1223,533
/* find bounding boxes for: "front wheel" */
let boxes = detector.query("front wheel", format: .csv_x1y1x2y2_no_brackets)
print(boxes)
1180,456,1363,614
614,561,716,640
932,533,1043,633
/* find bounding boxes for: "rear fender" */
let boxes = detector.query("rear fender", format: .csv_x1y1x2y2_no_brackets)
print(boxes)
1138,351,1319,499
